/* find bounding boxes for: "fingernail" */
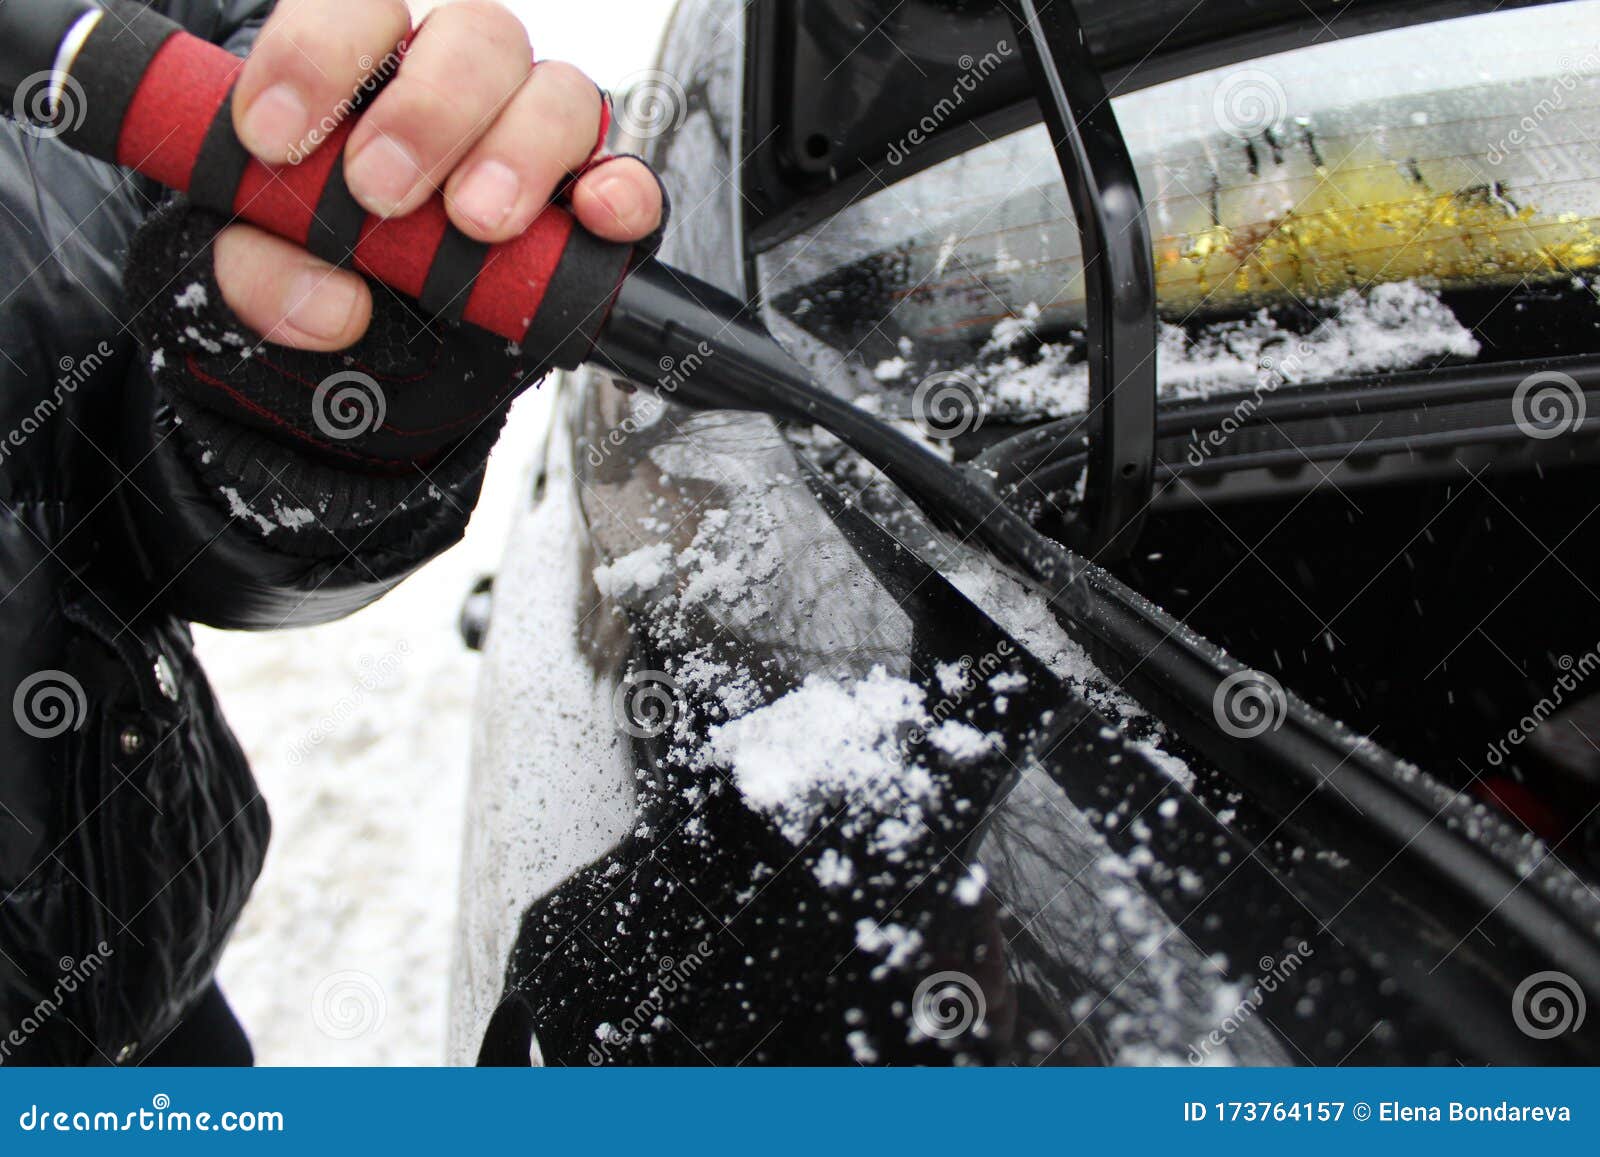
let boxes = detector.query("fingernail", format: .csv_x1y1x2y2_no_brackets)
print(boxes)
453,159,521,232
347,135,425,215
283,269,361,343
239,83,309,159
593,172,645,231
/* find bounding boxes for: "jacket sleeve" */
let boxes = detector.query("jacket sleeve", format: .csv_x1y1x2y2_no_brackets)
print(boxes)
118,0,496,631
157,0,275,53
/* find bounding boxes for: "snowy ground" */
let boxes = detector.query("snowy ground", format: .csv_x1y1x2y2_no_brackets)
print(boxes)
202,392,547,1065
202,0,679,1066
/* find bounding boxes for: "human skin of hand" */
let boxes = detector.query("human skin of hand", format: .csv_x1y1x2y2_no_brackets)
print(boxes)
213,0,663,351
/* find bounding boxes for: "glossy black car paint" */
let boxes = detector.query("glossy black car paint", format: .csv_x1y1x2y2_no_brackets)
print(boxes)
471,0,1600,1065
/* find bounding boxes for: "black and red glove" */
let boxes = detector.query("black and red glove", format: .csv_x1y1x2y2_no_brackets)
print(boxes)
125,155,669,475
126,198,540,473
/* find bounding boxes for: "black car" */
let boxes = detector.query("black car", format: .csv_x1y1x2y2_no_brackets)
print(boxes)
450,0,1600,1066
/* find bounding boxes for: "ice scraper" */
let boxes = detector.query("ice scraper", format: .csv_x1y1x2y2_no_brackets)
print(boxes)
0,0,1082,602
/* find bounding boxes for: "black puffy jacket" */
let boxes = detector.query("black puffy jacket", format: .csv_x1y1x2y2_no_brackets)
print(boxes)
0,0,483,1064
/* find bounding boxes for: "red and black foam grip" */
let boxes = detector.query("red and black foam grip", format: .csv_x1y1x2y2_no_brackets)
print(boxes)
59,0,632,368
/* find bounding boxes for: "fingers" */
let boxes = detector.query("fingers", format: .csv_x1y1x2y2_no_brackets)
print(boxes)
569,156,665,243
214,224,373,351
442,62,601,241
233,0,413,164
343,1,533,219
232,0,665,258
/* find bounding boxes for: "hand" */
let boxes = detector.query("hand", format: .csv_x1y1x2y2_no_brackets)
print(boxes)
212,0,664,352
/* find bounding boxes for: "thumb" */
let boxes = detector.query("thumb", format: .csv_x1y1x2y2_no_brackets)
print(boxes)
213,223,373,351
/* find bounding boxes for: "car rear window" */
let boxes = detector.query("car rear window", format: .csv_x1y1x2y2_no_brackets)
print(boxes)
755,2,1600,423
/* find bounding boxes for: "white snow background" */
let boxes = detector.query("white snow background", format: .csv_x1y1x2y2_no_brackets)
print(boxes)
201,0,680,1065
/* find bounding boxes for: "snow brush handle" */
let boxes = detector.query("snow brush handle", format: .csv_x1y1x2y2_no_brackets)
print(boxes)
4,0,633,366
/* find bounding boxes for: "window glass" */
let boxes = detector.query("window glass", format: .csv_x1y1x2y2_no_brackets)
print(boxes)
757,3,1600,420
